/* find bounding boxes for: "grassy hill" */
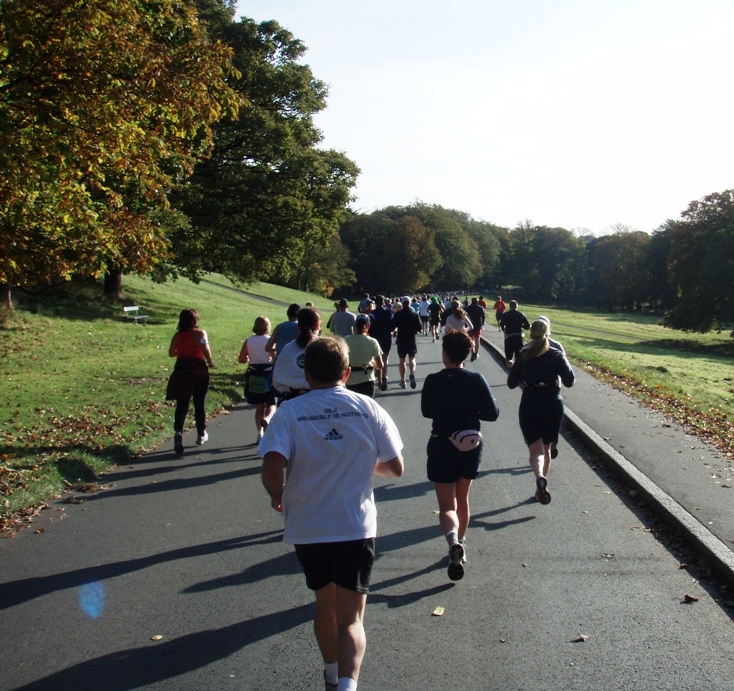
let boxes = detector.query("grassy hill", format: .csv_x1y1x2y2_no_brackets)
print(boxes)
0,274,335,532
1,278,732,533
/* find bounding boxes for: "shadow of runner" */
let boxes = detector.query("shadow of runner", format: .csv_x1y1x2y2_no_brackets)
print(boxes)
369,582,455,608
80,465,261,503
0,530,283,611
183,550,302,592
11,605,313,691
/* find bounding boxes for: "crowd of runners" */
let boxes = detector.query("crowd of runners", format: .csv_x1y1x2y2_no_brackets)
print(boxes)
166,293,574,691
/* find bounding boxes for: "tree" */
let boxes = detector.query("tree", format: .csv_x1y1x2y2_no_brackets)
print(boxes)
339,212,441,295
284,233,355,296
504,225,574,302
585,229,650,311
643,222,678,313
663,190,734,334
0,0,240,303
169,18,359,285
383,203,481,290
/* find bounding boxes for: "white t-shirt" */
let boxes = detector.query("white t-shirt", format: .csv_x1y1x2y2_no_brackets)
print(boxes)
259,386,403,544
271,339,308,393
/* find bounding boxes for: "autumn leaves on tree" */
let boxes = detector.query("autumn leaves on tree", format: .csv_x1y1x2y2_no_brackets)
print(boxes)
0,0,358,304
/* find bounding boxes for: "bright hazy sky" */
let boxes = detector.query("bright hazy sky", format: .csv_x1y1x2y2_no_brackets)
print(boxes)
235,0,734,235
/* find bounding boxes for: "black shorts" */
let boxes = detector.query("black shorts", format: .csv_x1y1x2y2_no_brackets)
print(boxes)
294,539,375,594
504,335,524,361
420,315,429,323
519,394,565,445
375,335,392,356
397,342,417,359
426,435,482,483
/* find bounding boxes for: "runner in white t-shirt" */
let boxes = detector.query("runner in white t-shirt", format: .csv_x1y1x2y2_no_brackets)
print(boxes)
260,337,404,691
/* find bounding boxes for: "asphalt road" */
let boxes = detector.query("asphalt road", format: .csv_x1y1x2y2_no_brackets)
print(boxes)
2,334,734,690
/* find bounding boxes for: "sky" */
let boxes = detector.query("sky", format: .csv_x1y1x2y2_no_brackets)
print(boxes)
235,0,734,235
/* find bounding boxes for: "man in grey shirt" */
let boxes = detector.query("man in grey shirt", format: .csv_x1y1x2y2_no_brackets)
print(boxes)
330,298,357,337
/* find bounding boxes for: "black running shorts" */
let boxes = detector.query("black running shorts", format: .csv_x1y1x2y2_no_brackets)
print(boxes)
426,435,482,483
294,539,375,594
397,342,417,358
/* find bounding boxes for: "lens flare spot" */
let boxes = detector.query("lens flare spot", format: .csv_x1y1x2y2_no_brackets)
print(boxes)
79,582,105,619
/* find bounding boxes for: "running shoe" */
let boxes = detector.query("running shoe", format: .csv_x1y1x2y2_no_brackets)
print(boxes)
399,380,406,388
380,375,388,392
174,432,184,456
409,374,416,389
448,542,465,581
536,476,551,505
470,352,477,362
196,430,209,446
551,444,558,459
459,539,467,564
324,671,337,691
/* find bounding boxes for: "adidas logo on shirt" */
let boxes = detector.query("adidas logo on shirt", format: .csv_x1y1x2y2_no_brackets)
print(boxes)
324,428,343,441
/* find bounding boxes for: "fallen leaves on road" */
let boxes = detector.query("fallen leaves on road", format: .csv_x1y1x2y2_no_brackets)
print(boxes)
571,634,590,642
150,635,164,641
682,594,699,604
432,607,445,616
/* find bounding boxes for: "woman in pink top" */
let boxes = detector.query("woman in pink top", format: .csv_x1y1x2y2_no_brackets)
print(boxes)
166,309,215,455
239,316,276,444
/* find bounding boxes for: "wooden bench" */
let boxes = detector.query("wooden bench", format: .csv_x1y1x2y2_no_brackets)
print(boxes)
122,305,148,324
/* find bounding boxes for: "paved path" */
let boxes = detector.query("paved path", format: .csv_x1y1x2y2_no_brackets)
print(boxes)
2,332,734,690
481,326,734,581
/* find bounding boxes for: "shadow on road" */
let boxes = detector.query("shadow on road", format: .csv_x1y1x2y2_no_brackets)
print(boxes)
11,604,313,691
0,530,283,611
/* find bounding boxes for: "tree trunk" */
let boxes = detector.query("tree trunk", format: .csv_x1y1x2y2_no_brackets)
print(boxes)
103,270,123,299
1,284,12,311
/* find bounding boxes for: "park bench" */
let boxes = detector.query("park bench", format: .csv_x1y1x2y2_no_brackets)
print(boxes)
122,305,148,324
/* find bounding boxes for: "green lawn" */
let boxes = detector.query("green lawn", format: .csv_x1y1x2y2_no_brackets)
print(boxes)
1,280,732,532
0,274,331,530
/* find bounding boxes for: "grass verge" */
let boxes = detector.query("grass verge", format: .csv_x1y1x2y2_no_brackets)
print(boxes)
0,274,333,534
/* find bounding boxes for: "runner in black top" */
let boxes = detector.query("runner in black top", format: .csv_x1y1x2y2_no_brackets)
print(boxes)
499,300,530,368
508,319,574,505
421,331,499,580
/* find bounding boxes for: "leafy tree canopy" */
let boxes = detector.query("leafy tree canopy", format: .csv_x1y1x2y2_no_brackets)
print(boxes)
169,17,359,285
382,203,483,290
0,0,241,290
663,190,734,334
339,211,440,295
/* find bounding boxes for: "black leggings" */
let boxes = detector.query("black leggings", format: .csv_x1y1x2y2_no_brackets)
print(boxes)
173,364,210,435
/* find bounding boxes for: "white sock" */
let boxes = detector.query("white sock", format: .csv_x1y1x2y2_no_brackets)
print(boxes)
337,678,357,691
324,662,338,685
445,529,458,546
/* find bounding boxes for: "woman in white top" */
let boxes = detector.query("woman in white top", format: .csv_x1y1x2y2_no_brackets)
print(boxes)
444,301,474,335
271,307,322,403
239,316,275,443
